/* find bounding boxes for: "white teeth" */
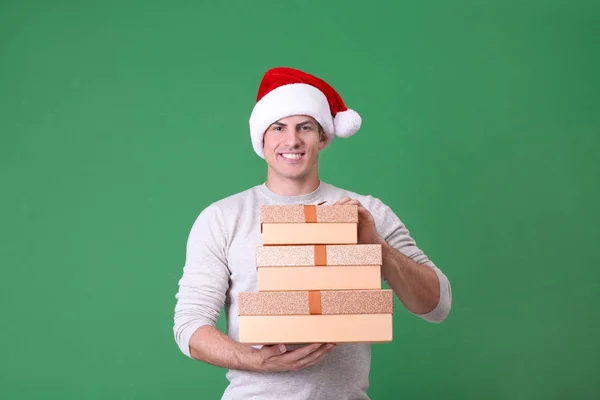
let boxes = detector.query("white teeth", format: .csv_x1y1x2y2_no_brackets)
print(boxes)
281,153,302,159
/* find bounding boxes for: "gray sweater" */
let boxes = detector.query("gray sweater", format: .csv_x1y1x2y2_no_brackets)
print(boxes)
173,181,452,400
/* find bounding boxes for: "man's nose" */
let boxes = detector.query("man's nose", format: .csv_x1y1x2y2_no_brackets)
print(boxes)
283,131,302,147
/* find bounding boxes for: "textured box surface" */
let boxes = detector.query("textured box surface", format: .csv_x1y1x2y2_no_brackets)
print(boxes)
238,289,393,316
257,265,381,291
261,204,358,223
256,244,382,266
262,223,357,245
238,314,393,344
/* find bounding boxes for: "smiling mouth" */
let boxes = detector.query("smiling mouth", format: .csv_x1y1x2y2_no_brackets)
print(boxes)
278,152,304,160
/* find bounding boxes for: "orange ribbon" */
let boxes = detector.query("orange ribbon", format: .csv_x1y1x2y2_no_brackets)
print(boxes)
303,205,317,223
314,245,327,266
308,291,322,314
303,201,327,223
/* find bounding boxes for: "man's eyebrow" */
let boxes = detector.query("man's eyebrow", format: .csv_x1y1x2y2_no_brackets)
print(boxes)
272,120,315,126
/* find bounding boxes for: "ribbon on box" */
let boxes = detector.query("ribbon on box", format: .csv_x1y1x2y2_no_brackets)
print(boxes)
302,201,327,223
308,290,322,314
314,245,327,266
303,205,317,223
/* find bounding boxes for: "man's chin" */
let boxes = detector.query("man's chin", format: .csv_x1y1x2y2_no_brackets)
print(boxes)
267,159,313,180
276,167,309,180
280,171,306,180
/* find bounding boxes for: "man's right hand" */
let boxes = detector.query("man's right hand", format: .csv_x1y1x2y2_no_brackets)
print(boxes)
251,343,336,372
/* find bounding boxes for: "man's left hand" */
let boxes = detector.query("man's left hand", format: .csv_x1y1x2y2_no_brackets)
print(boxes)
333,197,382,245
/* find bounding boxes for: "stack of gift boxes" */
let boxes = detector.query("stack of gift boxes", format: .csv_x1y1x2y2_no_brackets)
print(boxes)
237,203,394,345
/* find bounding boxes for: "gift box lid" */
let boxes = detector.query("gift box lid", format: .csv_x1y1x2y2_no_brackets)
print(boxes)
261,204,358,223
256,244,382,267
238,289,394,315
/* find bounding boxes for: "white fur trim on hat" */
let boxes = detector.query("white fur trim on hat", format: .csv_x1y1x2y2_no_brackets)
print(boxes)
249,83,335,159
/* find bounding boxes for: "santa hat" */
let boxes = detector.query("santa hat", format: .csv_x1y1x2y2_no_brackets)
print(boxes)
249,67,362,158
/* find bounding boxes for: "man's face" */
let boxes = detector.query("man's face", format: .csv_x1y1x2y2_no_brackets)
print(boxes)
262,115,327,180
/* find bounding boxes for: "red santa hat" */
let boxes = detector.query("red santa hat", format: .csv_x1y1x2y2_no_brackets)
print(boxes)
249,67,362,158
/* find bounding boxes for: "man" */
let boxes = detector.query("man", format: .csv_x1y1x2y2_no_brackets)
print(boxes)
173,67,452,399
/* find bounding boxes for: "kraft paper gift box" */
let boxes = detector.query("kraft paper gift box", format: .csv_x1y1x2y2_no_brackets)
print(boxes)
256,244,383,291
261,204,358,245
238,290,394,344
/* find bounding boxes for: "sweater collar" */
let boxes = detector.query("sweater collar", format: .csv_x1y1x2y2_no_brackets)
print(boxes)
258,180,330,205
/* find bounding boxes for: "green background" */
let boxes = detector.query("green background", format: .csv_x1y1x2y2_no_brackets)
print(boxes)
1,0,599,399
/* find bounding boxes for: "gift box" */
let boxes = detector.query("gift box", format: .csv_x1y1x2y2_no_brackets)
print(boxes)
261,204,358,245
256,244,383,291
237,290,393,344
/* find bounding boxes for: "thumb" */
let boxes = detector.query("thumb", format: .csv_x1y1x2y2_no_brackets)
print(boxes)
260,344,287,358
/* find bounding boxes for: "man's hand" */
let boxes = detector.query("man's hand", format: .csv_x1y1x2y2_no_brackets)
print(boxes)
331,198,448,319
250,343,336,372
333,197,382,245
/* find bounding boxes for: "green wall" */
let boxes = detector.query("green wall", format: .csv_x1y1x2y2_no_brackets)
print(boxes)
1,0,599,398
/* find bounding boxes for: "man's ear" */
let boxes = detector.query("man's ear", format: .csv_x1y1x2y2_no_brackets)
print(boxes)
320,128,327,143
318,129,328,149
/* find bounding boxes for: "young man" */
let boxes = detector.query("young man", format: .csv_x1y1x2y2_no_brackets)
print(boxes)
173,67,452,400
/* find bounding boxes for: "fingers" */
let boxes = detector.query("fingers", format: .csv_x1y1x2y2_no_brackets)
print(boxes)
260,344,288,358
332,197,373,225
276,343,323,362
334,196,363,207
333,196,351,205
270,343,335,362
357,205,371,216
258,343,337,372
261,343,320,362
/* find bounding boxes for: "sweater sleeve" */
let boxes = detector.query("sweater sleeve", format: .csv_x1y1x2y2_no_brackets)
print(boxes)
173,203,231,358
374,201,452,323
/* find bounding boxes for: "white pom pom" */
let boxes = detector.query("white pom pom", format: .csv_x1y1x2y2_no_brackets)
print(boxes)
334,109,362,138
